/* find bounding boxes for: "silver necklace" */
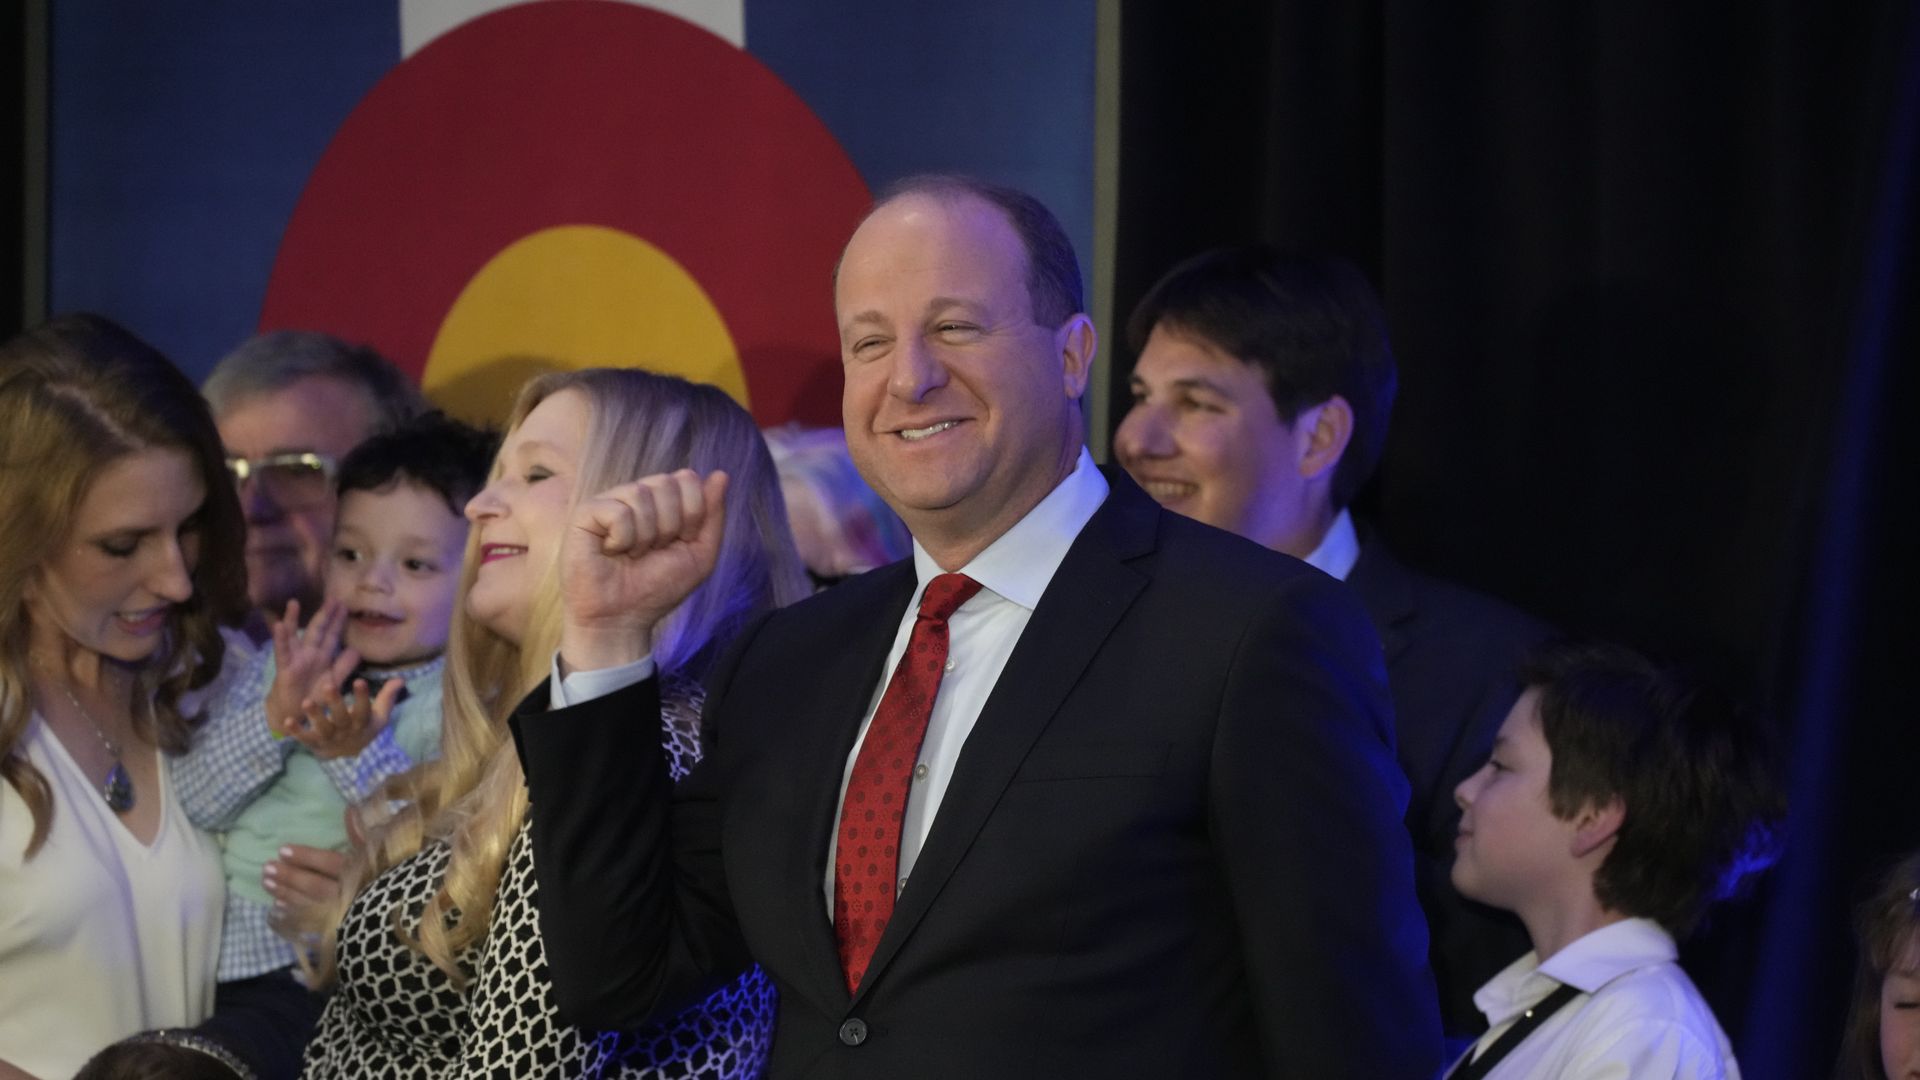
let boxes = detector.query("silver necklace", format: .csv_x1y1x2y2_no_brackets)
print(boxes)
56,682,136,813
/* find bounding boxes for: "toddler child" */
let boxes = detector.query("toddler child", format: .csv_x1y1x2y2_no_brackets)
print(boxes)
168,411,493,1078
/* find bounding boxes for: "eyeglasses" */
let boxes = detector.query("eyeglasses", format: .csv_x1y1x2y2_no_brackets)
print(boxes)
225,452,338,507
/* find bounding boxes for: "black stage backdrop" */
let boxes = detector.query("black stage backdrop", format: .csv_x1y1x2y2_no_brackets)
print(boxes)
1112,3,1919,1076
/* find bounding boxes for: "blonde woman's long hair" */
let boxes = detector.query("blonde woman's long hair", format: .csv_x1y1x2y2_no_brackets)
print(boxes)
306,367,809,986
0,315,246,857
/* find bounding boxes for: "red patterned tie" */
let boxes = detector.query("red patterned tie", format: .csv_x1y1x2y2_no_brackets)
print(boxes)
834,572,983,992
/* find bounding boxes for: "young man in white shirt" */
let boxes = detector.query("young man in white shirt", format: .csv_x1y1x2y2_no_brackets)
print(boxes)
1447,641,1784,1079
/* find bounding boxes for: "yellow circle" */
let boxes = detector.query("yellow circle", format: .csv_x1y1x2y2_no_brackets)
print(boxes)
422,225,748,425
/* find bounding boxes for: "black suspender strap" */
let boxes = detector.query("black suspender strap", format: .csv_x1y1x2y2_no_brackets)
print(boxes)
1447,982,1584,1080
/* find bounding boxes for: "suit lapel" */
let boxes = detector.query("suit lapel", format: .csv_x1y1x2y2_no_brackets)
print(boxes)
851,469,1158,1004
1347,538,1416,664
780,563,918,1014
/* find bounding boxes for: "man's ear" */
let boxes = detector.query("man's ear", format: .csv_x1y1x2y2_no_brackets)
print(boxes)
1057,314,1097,401
1296,395,1354,480
1570,795,1625,859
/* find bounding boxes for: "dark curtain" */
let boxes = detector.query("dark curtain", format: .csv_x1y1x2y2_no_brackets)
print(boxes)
1113,3,1920,1077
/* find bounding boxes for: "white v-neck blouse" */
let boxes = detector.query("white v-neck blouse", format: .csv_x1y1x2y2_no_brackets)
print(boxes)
0,714,224,1080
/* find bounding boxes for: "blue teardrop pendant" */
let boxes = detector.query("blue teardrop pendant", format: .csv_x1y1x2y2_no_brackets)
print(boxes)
103,761,135,813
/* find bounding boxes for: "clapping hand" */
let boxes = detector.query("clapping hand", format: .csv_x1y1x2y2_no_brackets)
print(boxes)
267,598,403,759
558,469,729,673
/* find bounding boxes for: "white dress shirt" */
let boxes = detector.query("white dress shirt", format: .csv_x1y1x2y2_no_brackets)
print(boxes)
1452,918,1740,1079
550,450,1110,920
820,449,1107,914
1301,507,1361,582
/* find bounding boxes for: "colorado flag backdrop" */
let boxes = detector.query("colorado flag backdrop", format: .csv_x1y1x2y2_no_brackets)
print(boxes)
48,0,1097,425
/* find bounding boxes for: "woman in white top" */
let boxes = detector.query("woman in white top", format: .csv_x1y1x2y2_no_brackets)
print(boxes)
0,315,248,1080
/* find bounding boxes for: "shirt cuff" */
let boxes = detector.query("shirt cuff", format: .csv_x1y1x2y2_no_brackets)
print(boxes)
318,726,415,804
550,652,656,708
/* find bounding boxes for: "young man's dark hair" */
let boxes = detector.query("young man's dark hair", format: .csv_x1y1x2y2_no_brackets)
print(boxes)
1522,640,1786,937
336,411,497,517
1125,245,1398,510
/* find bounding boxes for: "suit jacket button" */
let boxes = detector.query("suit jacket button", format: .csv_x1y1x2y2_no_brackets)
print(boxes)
838,1018,869,1046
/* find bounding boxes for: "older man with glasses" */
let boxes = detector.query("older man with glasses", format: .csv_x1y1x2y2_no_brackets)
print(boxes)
203,331,425,628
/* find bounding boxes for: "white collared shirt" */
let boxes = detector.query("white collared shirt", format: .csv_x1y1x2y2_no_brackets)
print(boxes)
1452,918,1740,1079
821,449,1109,913
1301,507,1360,582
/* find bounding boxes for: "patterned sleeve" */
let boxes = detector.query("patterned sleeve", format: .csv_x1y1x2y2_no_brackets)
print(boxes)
316,725,416,806
171,636,292,830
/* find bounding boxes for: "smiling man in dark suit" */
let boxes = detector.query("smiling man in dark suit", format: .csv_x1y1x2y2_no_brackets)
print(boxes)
511,179,1442,1078
1112,245,1552,1044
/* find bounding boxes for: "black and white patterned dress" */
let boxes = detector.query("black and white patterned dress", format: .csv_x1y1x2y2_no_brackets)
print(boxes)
301,683,775,1079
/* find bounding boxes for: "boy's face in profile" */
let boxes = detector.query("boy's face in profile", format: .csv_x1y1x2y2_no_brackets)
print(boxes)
325,480,469,668
1452,688,1585,914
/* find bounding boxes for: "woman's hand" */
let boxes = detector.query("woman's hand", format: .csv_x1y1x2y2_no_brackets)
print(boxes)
558,469,728,672
263,843,347,936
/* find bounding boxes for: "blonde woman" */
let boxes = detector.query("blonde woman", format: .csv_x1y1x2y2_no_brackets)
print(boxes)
301,368,808,1078
0,315,247,1080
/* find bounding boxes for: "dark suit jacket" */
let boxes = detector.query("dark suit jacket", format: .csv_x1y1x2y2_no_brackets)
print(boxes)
513,470,1443,1079
1344,538,1552,1039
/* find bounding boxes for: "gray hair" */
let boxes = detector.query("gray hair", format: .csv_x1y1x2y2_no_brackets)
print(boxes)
202,330,426,433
